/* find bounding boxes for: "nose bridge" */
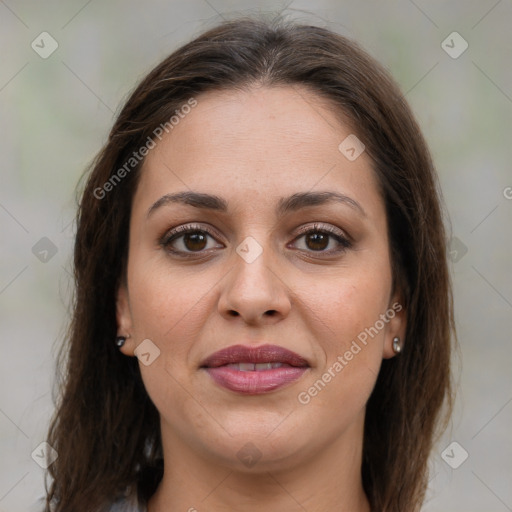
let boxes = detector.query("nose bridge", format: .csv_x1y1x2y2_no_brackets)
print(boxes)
235,238,273,288
218,233,291,323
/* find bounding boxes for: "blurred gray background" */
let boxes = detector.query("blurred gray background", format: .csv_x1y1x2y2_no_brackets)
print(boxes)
1,1,511,511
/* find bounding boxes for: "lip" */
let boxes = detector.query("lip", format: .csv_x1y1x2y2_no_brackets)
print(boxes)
201,344,310,368
200,344,310,395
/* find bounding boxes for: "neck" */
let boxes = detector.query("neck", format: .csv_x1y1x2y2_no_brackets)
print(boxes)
147,415,371,512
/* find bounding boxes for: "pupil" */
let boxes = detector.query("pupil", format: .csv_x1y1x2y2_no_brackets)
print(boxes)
185,232,207,251
307,233,328,251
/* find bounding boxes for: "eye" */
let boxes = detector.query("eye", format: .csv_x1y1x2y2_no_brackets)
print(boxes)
290,223,351,254
160,222,351,258
160,224,223,255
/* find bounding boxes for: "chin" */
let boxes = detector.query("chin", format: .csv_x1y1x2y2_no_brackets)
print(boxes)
188,413,313,472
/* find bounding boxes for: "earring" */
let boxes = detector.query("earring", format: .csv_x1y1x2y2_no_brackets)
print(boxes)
392,336,402,354
115,336,128,348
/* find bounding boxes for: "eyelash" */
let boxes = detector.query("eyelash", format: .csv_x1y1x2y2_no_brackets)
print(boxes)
159,222,352,258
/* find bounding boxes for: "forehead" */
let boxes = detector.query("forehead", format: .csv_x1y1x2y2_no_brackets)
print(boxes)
135,85,383,218
149,85,355,164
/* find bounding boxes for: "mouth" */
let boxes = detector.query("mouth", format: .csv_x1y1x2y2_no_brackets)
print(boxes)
221,362,292,371
200,344,310,395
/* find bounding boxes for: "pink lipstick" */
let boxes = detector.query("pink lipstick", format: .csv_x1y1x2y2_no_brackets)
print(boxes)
200,344,309,395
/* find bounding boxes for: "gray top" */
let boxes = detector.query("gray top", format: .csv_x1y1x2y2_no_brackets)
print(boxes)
30,496,147,512
109,497,147,512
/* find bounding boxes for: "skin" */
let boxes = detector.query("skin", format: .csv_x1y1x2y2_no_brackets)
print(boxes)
116,85,406,512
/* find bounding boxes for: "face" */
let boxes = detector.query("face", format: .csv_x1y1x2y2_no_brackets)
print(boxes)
117,86,406,472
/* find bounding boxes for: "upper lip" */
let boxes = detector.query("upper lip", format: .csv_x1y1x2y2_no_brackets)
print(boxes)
200,344,310,368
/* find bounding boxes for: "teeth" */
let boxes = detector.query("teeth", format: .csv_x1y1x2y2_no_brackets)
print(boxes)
255,362,285,370
225,362,285,371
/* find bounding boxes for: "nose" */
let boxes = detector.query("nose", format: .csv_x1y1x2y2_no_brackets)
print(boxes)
217,244,292,326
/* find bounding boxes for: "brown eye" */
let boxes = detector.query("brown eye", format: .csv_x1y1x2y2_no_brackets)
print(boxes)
161,225,223,256
182,232,208,251
305,232,329,251
291,224,352,255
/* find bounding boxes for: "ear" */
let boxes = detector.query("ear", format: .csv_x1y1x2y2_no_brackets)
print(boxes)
382,294,407,359
116,282,136,356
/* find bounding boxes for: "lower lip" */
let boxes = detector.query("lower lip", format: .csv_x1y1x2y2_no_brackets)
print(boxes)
204,366,308,394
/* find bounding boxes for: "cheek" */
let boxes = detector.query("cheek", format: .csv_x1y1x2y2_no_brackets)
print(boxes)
333,278,390,340
297,260,392,346
128,266,211,426
127,258,210,341
296,260,392,403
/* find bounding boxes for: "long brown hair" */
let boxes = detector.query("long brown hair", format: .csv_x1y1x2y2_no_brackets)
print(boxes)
45,16,454,512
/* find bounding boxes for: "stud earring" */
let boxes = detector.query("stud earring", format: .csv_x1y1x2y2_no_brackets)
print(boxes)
115,336,128,348
392,336,402,354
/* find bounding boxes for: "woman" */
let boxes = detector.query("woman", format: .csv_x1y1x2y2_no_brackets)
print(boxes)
44,16,454,512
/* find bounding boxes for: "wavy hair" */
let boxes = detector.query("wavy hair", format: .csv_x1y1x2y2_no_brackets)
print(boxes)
45,16,454,512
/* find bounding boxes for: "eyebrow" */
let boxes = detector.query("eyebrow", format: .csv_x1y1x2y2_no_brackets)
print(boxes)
146,190,366,218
